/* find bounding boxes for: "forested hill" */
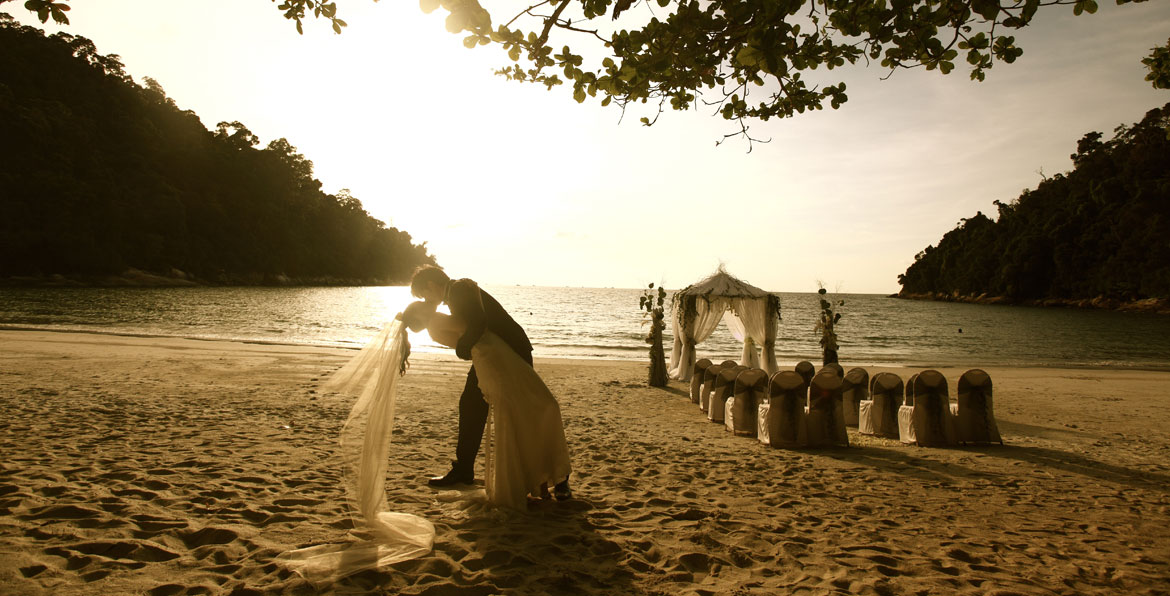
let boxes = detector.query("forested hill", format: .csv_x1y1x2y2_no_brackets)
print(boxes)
897,102,1170,309
0,15,436,286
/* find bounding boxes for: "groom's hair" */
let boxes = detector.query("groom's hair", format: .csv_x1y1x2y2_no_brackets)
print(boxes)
410,265,449,297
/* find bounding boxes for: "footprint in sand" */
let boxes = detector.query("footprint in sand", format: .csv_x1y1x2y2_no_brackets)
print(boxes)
71,540,182,563
112,488,158,501
24,504,103,520
19,564,48,578
178,526,239,549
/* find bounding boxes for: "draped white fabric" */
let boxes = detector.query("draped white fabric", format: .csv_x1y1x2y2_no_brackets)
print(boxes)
724,310,745,341
668,269,780,380
762,307,779,375
668,297,729,381
276,320,435,584
723,311,761,369
732,297,778,374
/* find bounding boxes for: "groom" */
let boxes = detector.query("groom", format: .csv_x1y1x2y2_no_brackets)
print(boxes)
410,265,571,499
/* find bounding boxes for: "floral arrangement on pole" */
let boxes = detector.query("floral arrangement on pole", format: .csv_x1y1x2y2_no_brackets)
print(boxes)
640,283,668,387
813,286,844,366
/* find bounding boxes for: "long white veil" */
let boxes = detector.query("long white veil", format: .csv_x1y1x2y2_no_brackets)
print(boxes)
276,320,435,583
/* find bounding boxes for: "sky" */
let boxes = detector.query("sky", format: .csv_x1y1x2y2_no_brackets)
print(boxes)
9,0,1169,293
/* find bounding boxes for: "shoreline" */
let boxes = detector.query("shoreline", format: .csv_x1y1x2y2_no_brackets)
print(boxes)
895,291,1170,315
2,330,1169,594
4,327,1170,372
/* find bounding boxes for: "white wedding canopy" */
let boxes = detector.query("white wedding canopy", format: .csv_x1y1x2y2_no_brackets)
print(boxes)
668,268,781,382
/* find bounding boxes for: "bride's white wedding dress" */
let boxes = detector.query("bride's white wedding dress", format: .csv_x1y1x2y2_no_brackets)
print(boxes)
472,331,572,510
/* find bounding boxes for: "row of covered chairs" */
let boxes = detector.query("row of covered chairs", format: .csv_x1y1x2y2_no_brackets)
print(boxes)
689,359,1001,448
894,368,1002,446
689,359,849,448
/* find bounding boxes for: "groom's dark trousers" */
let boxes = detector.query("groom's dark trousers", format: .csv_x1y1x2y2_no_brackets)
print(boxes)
447,279,533,477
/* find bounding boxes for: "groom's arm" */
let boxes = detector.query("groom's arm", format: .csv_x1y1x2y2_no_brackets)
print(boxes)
448,278,486,361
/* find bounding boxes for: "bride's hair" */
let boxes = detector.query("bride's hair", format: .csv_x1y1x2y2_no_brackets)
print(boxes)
401,301,435,332
398,301,436,375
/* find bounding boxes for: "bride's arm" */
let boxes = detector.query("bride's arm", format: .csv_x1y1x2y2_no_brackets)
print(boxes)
426,312,467,349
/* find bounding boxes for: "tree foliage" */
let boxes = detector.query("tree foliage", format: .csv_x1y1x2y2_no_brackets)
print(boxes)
897,103,1170,301
1144,37,1170,90
9,0,1164,143
0,16,437,284
307,0,1162,145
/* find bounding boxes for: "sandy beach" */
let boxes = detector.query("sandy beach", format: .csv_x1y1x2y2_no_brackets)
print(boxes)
1,329,1168,595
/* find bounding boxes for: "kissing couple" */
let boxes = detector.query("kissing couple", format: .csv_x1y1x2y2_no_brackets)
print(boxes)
401,266,572,509
276,266,574,579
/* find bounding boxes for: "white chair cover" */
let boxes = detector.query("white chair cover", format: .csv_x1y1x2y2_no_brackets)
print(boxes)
862,373,903,438
708,366,742,423
902,370,958,447
898,405,916,444
956,369,1002,444
759,371,807,447
858,401,875,434
840,368,869,427
726,369,766,437
805,372,848,447
689,359,712,404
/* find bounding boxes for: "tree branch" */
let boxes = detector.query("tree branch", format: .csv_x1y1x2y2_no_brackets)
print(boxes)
537,0,571,46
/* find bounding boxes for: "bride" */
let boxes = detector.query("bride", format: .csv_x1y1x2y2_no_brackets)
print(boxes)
401,301,572,510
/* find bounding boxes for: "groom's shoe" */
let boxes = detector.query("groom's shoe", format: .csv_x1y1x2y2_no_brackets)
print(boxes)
553,478,573,501
428,463,473,487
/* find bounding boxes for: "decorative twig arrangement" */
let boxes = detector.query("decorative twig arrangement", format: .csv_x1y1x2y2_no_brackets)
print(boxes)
640,283,668,387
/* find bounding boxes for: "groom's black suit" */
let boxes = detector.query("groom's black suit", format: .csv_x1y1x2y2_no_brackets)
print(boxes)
446,279,532,476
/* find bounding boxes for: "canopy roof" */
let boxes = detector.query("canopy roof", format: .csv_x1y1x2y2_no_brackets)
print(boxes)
675,266,771,299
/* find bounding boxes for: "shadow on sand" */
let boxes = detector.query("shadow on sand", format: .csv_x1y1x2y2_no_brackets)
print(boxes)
968,444,1170,492
351,497,640,596
819,439,1169,493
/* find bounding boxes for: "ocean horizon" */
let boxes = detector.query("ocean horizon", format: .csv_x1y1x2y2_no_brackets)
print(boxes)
2,285,1169,370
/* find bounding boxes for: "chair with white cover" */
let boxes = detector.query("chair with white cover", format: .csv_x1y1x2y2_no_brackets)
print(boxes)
860,372,903,438
898,373,918,443
709,365,746,423
904,373,919,406
956,369,1002,445
795,361,815,387
726,368,768,437
840,367,869,427
898,370,958,446
758,371,808,447
806,371,849,447
690,359,713,405
822,362,844,378
699,363,726,413
702,361,736,410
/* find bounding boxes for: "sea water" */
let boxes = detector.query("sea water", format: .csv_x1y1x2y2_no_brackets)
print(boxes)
1,286,1168,369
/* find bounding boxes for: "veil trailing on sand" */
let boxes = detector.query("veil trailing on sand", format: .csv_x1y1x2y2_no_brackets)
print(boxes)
276,320,435,583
